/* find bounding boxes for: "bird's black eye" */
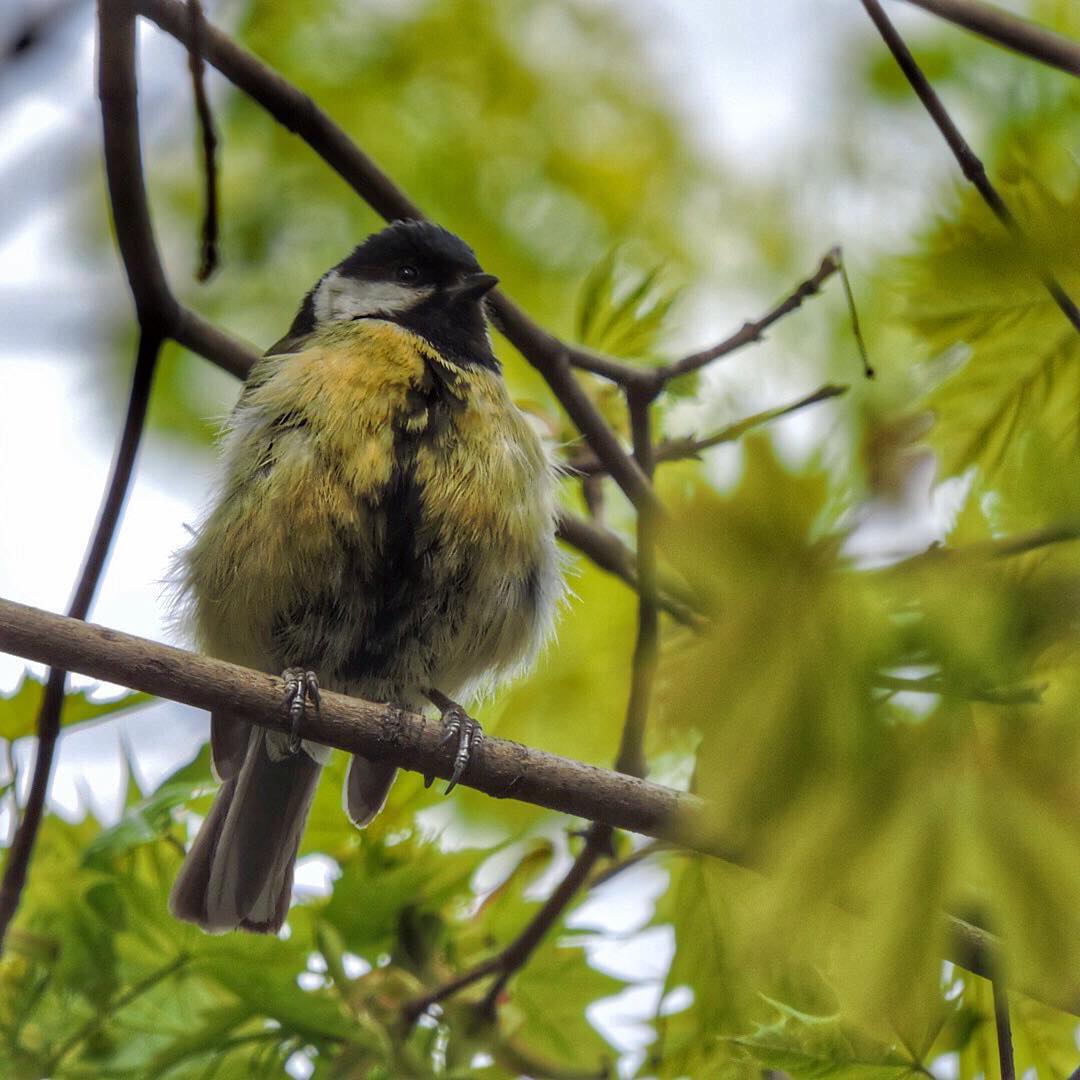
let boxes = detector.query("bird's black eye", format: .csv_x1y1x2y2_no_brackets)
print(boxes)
396,264,419,283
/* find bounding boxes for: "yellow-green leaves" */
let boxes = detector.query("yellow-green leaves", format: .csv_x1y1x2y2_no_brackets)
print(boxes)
653,435,1080,1054
576,248,682,362
0,675,152,742
899,165,1080,483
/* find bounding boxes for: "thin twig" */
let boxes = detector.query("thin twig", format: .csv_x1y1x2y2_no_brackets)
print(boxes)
835,249,874,378
888,521,1080,571
398,824,617,1023
660,384,848,460
185,0,219,282
651,249,844,385
614,392,659,779
477,823,611,1017
900,0,1080,77
568,383,848,477
860,0,1080,335
993,979,1016,1080
0,333,161,953
0,596,1066,1016
983,523,1080,559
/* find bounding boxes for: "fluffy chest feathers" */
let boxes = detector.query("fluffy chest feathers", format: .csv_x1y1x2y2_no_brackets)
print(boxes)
182,320,559,704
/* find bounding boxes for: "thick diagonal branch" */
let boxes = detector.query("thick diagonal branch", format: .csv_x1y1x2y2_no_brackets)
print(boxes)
0,597,704,848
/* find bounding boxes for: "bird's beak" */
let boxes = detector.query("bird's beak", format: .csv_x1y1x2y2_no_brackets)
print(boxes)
445,272,499,304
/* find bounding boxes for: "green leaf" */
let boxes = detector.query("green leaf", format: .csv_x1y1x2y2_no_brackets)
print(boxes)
502,938,623,1070
899,162,1080,483
0,674,153,742
82,779,204,866
195,945,355,1043
320,841,487,961
731,1004,925,1080
575,247,681,360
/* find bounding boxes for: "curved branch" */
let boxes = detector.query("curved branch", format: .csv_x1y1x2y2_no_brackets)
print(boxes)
0,332,161,950
0,0,171,952
99,0,176,333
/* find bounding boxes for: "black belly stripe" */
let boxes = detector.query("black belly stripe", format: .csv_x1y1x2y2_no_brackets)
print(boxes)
337,367,462,683
268,353,479,684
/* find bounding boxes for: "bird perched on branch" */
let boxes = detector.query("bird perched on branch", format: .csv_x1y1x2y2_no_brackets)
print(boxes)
169,220,561,933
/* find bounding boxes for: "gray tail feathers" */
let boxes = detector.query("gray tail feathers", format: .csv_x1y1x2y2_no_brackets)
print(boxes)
170,725,322,934
345,756,397,827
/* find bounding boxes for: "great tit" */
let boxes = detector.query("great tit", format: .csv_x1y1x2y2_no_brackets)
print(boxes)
169,220,562,933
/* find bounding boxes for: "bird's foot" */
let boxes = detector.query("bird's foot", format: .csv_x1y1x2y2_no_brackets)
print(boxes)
424,689,483,795
282,668,321,754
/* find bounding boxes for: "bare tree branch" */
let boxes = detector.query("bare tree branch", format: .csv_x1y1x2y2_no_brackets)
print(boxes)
614,392,660,780
653,249,844,385
555,511,704,629
993,979,1017,1080
0,596,705,846
0,0,174,953
0,332,161,953
900,0,1080,77
860,0,1080,335
889,521,1080,572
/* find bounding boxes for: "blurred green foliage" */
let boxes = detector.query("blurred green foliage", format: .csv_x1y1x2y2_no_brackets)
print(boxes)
8,0,1080,1076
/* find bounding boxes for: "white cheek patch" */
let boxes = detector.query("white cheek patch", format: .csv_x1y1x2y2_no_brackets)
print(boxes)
313,271,432,322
